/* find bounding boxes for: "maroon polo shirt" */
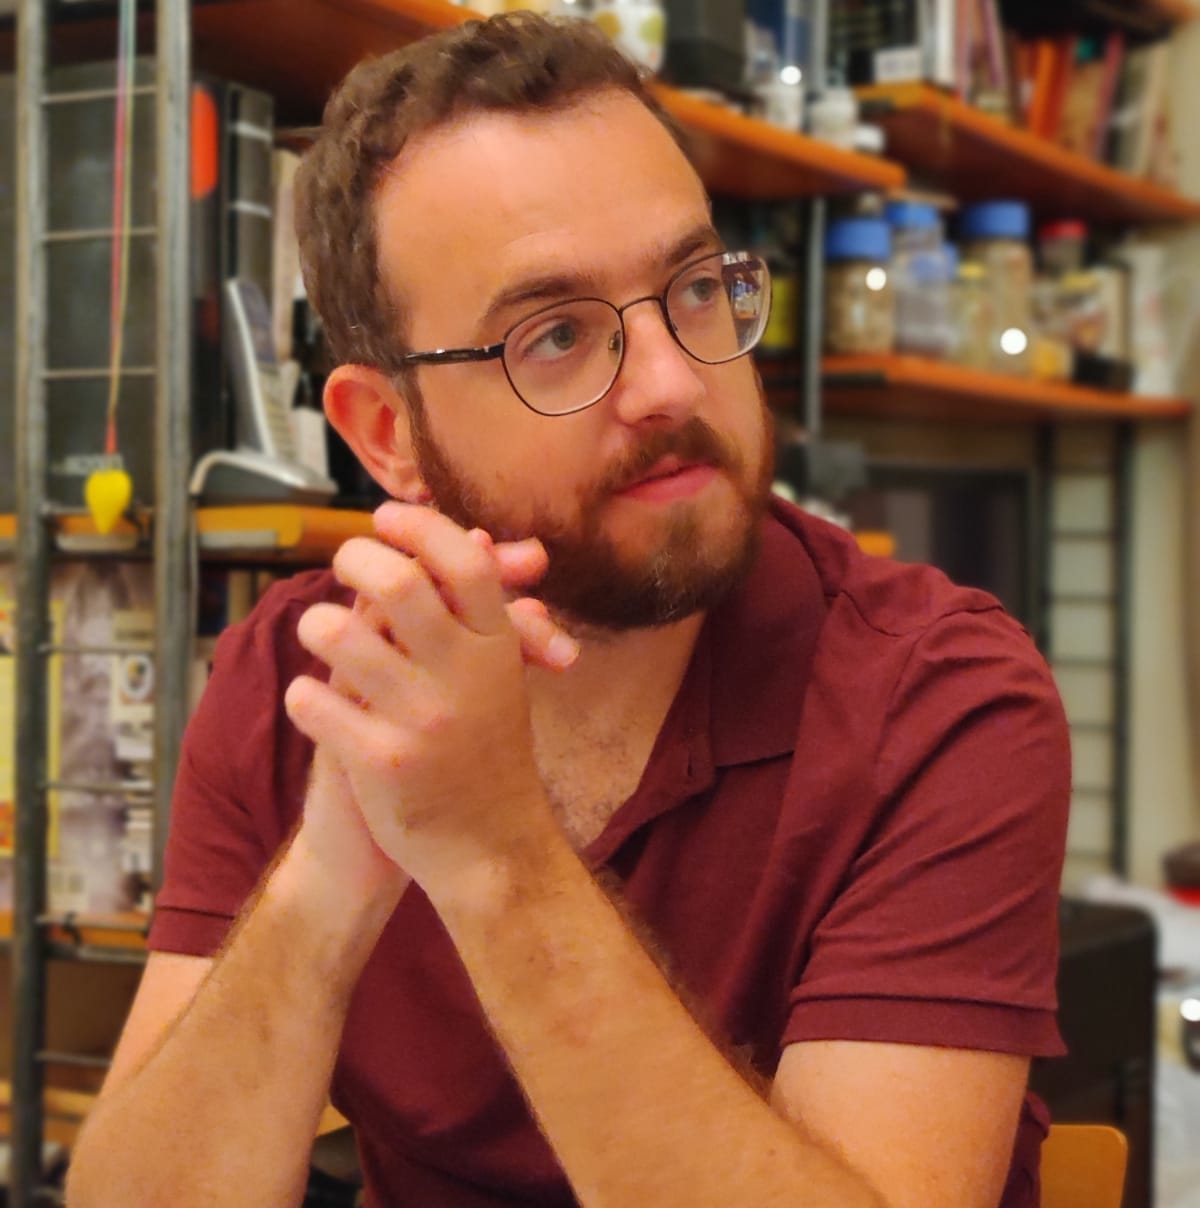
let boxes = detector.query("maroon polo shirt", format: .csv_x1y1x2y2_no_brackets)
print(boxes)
151,497,1070,1207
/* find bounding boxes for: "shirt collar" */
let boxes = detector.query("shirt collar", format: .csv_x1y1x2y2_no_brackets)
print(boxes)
702,498,827,767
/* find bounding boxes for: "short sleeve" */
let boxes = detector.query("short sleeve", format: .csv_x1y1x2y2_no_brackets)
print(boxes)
784,608,1070,1057
147,576,329,956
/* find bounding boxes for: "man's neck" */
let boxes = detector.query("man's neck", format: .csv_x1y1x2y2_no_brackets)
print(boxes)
527,611,705,736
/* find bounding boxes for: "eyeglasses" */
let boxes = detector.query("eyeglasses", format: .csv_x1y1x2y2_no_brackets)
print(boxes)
399,250,772,416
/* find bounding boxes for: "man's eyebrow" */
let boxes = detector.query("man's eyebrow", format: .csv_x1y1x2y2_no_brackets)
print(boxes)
477,224,724,334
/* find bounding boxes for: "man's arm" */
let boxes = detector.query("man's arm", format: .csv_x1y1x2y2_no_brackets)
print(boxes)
425,834,1024,1208
65,755,406,1208
771,1041,1028,1207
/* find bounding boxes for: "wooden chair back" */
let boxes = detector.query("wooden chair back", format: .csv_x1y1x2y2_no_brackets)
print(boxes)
1041,1123,1128,1208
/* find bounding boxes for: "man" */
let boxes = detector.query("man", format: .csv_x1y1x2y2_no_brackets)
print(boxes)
67,13,1069,1208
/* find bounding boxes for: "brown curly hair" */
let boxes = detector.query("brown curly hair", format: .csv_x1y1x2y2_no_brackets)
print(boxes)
293,12,686,376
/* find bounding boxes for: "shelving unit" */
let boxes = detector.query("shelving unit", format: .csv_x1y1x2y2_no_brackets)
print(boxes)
857,82,1200,225
189,0,905,197
0,0,904,197
3,2,1197,1205
0,506,374,563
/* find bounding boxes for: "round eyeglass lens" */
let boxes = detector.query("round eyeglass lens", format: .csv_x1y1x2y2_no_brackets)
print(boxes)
666,252,770,365
503,298,624,416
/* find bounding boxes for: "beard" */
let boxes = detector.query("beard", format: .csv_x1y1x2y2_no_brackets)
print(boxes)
407,397,775,632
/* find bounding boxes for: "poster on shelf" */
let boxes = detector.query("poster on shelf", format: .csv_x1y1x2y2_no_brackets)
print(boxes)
0,562,154,915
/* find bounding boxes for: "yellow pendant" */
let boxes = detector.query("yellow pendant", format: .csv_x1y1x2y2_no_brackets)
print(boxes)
84,465,133,534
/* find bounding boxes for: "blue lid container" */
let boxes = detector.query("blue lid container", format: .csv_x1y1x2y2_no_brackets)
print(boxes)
885,200,941,230
825,218,891,263
959,201,1032,242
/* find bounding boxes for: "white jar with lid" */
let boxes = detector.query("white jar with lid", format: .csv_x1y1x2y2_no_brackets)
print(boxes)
959,201,1034,376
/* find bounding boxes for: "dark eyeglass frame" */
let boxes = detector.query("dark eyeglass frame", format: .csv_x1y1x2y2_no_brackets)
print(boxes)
397,250,771,417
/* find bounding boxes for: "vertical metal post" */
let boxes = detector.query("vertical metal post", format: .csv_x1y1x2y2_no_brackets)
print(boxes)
801,197,827,439
801,0,830,439
12,0,50,1202
805,0,829,103
1032,424,1054,655
152,0,192,890
1111,421,1133,878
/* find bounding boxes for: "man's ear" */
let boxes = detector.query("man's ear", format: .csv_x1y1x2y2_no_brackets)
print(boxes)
322,364,428,502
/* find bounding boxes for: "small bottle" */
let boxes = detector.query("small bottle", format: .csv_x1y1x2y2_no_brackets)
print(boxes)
885,200,954,358
746,1,808,131
824,217,894,355
809,85,859,150
959,201,1034,376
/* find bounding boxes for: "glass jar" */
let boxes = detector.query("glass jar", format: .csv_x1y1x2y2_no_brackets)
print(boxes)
951,260,995,371
959,201,1034,376
886,200,954,358
1038,219,1088,278
824,218,894,355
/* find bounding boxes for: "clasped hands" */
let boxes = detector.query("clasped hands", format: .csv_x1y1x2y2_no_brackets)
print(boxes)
285,501,579,903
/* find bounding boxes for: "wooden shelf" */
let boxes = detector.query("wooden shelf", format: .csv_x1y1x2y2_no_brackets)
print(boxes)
821,354,1194,423
0,506,372,562
1000,0,1197,42
0,1080,98,1151
0,909,150,953
0,1078,350,1151
857,82,1200,226
1143,0,1199,23
194,505,371,559
648,85,904,199
183,0,902,198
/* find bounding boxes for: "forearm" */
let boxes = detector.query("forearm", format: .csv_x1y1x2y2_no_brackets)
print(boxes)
432,841,886,1208
67,836,400,1208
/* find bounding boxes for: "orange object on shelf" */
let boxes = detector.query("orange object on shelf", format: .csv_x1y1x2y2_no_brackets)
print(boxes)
856,81,1200,226
0,909,150,952
854,530,897,559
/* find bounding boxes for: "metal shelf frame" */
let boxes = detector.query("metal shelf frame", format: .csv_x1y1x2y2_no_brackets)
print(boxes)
9,1,193,1202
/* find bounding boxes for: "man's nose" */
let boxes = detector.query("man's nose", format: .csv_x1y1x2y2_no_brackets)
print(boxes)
607,296,706,427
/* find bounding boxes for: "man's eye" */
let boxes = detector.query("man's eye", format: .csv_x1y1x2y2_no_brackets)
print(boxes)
517,319,581,361
542,323,578,352
681,275,721,306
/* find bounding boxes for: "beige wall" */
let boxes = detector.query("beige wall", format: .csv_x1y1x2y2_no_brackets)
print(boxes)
1123,19,1200,886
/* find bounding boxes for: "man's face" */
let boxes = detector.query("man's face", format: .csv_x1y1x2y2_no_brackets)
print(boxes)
373,89,774,630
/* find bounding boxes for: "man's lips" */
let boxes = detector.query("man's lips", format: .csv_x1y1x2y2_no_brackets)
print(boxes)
614,457,719,501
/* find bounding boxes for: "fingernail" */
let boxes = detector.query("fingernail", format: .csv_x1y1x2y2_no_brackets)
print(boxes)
469,528,494,549
548,633,580,667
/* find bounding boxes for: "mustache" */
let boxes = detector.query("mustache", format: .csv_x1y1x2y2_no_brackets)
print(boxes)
597,417,742,495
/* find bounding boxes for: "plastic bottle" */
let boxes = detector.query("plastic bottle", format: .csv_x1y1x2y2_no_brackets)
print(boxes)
885,200,954,358
823,218,894,355
959,201,1034,376
746,0,809,131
